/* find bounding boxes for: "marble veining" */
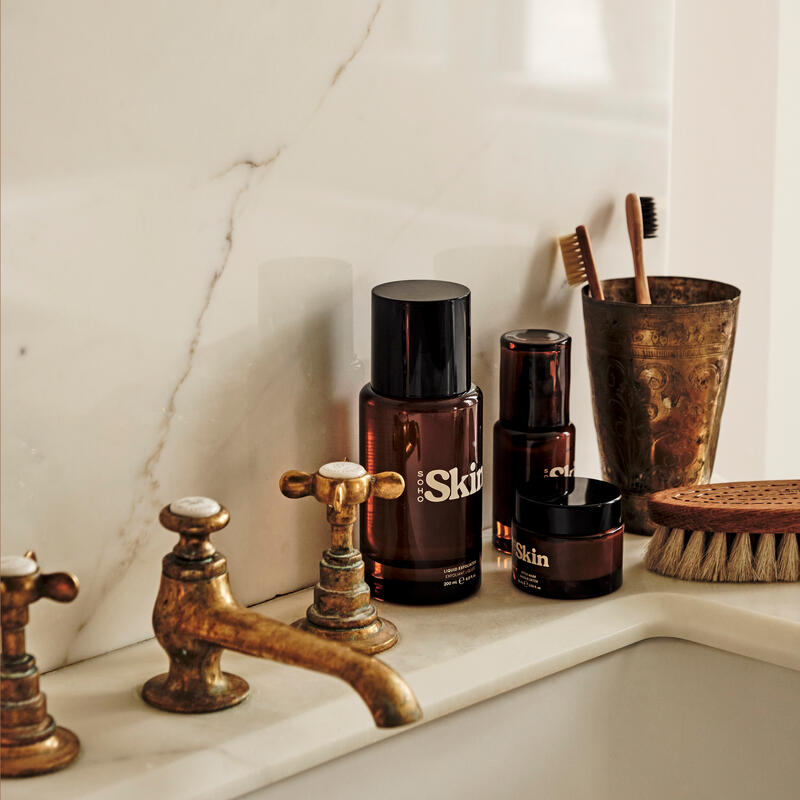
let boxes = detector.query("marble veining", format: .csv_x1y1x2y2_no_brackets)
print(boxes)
324,2,382,102
75,170,259,645
98,0,381,604
2,0,674,669
64,3,382,651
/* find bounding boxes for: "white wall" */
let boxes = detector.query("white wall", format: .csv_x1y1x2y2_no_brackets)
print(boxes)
1,0,673,670
767,0,800,477
669,0,787,481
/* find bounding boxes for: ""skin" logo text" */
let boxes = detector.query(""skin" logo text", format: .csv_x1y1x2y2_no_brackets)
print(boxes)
417,463,483,503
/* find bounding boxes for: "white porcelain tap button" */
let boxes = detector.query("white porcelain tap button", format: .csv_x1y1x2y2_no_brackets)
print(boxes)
1,555,38,577
169,497,221,518
318,462,367,480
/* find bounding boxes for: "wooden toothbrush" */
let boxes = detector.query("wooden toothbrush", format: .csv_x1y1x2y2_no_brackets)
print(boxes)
625,192,652,304
558,224,604,300
639,196,658,238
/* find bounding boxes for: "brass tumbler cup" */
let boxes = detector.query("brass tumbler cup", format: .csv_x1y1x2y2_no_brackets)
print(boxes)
582,277,740,535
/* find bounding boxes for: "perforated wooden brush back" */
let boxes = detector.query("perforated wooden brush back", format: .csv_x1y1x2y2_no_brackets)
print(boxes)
648,480,800,534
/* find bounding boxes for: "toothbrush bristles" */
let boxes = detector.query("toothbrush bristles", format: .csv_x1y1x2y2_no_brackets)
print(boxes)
640,196,658,238
558,232,588,286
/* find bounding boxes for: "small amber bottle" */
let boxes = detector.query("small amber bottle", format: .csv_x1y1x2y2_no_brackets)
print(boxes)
493,330,575,554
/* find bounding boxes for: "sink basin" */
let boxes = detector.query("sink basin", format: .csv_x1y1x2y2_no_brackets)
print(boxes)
5,537,797,800
247,638,800,800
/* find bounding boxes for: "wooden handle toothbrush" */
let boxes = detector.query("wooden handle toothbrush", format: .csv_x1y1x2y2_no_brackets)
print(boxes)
625,192,652,304
558,224,604,300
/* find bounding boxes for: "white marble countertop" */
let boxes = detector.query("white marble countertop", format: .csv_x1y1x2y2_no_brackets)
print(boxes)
5,533,800,800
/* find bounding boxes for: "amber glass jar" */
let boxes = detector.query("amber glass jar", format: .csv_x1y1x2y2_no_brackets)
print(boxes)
493,330,575,554
511,477,623,599
359,280,483,605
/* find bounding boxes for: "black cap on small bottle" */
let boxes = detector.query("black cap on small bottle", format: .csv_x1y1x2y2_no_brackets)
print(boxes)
515,477,622,537
499,330,570,429
371,280,471,399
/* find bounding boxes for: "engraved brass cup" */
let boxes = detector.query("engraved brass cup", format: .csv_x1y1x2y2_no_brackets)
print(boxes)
582,277,740,534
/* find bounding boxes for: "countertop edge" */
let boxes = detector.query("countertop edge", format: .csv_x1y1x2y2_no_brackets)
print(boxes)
108,590,800,800
6,542,800,800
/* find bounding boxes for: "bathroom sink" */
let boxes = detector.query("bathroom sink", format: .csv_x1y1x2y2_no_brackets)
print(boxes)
4,538,797,800
244,637,800,800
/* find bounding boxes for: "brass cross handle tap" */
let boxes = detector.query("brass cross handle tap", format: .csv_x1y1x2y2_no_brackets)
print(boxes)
1,552,80,778
279,462,405,654
281,462,404,550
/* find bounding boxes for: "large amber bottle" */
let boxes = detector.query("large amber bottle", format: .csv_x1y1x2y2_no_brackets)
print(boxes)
359,280,483,604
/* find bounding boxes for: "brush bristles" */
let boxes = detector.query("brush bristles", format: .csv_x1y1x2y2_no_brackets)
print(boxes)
754,534,777,582
645,525,797,583
777,533,800,581
699,531,728,581
677,530,706,580
727,532,755,581
644,525,669,570
657,528,685,576
640,196,658,238
558,233,588,286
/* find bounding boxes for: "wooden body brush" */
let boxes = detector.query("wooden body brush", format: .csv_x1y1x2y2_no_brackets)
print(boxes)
645,481,800,582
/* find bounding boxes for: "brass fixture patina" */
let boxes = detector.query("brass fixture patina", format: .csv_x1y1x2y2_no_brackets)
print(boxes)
1,552,80,778
279,462,404,654
583,277,740,534
142,496,421,727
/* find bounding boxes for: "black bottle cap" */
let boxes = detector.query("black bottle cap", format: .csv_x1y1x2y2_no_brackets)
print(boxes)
515,477,622,538
499,330,570,429
371,280,471,399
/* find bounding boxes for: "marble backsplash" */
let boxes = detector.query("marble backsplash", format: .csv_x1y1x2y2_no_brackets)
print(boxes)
1,0,672,670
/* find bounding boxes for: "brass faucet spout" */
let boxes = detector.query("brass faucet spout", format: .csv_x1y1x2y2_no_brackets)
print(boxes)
202,606,421,728
142,498,423,727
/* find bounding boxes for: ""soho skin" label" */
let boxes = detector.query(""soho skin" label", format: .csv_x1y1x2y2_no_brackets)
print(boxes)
543,464,575,478
416,462,484,503
514,541,550,567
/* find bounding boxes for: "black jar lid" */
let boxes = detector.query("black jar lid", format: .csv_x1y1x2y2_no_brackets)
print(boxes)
515,477,622,537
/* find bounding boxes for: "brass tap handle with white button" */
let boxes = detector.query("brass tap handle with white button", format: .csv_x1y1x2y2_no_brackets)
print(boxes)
1,552,80,777
279,461,405,654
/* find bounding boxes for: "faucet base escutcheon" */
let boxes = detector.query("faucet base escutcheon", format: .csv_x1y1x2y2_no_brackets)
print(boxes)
291,545,399,654
292,617,398,656
142,671,249,714
292,617,398,655
1,725,80,778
